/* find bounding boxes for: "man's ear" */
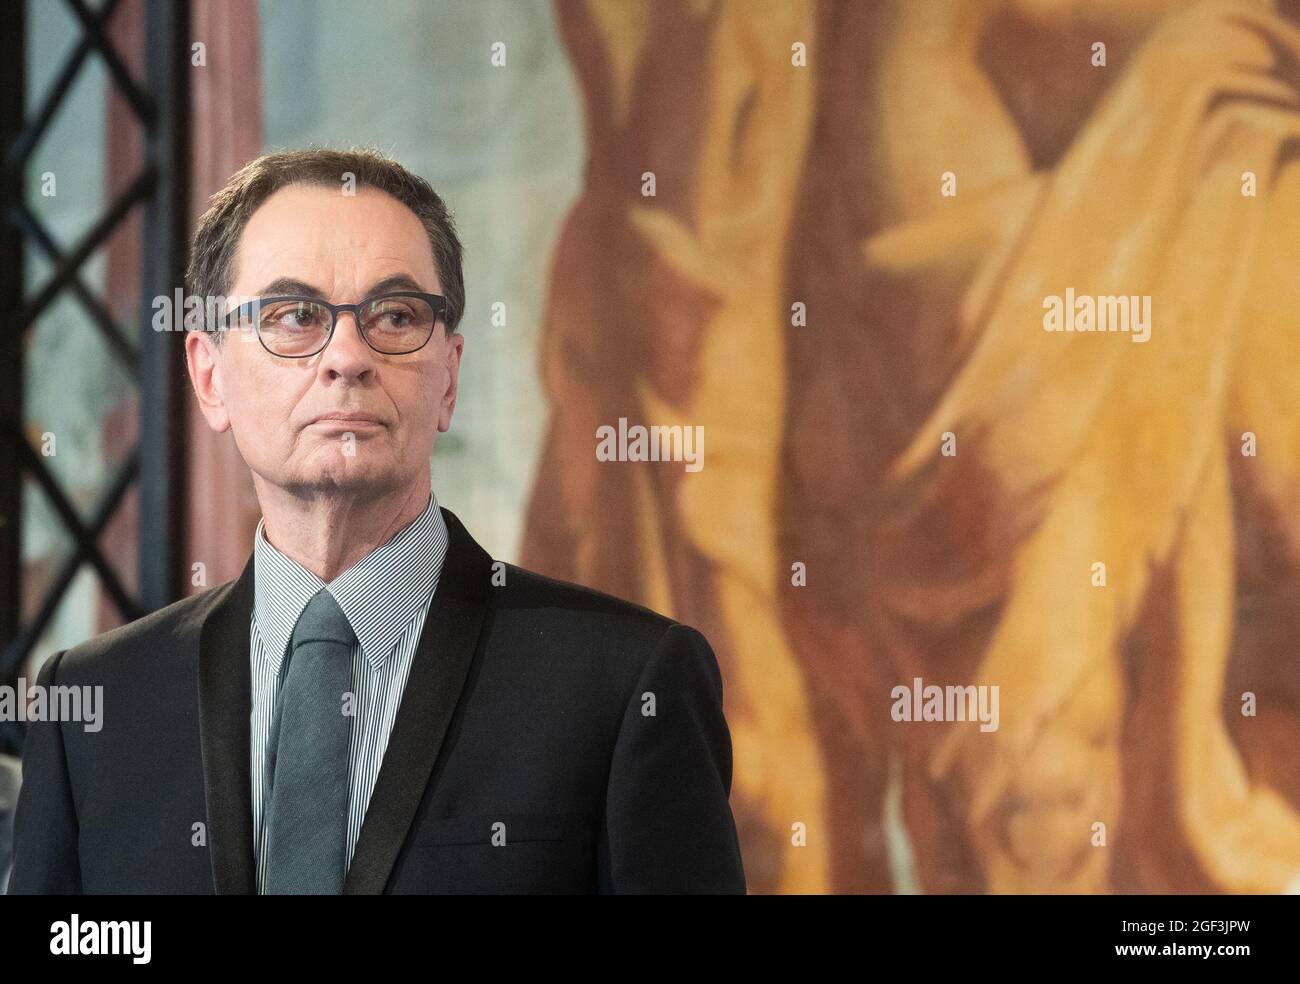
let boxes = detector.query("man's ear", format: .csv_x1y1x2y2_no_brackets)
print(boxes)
437,330,464,433
185,330,232,433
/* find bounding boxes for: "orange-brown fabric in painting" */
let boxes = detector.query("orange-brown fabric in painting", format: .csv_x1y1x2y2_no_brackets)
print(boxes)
525,0,1300,893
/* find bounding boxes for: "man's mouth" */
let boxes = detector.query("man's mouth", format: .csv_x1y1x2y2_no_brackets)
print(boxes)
308,412,387,429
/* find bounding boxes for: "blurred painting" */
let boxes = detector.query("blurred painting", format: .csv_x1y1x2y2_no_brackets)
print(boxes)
522,0,1300,893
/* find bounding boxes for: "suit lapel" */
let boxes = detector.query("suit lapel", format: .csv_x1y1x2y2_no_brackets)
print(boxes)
197,552,258,894
343,506,493,894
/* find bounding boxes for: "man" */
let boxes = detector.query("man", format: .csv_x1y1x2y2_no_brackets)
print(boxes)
7,148,746,894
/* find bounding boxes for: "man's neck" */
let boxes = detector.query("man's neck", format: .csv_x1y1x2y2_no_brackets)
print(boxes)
252,476,433,583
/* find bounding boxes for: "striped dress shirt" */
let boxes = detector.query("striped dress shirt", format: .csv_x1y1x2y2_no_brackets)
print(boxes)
248,492,449,894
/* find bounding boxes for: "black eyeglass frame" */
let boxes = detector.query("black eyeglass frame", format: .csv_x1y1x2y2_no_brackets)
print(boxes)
225,291,448,357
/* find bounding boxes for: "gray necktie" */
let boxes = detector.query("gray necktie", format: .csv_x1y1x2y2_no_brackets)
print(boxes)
262,588,357,894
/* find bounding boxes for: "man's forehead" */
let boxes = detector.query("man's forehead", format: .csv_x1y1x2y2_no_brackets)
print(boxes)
233,184,438,291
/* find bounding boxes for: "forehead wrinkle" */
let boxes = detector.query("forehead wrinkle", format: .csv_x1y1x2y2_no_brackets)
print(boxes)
234,199,438,294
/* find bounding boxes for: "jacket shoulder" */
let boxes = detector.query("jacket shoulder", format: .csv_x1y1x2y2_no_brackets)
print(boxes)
492,562,679,647
496,562,672,620
53,579,238,678
488,563,719,707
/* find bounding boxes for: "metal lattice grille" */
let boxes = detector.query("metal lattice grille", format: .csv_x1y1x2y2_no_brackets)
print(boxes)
0,0,189,754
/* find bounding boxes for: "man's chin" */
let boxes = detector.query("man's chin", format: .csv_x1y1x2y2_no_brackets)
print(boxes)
278,467,403,499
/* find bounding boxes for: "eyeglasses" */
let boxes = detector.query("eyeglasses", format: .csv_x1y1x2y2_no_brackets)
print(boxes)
226,291,447,357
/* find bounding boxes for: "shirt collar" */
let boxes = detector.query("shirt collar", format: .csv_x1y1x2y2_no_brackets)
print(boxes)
253,491,448,675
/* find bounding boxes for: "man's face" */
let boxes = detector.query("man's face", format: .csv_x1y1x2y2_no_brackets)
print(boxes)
186,183,462,500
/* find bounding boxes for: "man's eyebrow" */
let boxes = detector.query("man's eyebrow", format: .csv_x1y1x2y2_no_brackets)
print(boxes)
251,274,431,299
256,277,325,298
362,274,430,296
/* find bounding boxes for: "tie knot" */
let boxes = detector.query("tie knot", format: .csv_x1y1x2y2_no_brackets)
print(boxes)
291,589,357,652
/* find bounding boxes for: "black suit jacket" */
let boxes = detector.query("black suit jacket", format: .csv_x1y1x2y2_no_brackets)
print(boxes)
7,507,746,894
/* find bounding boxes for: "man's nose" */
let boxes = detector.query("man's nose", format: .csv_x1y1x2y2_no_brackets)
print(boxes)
320,311,374,377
